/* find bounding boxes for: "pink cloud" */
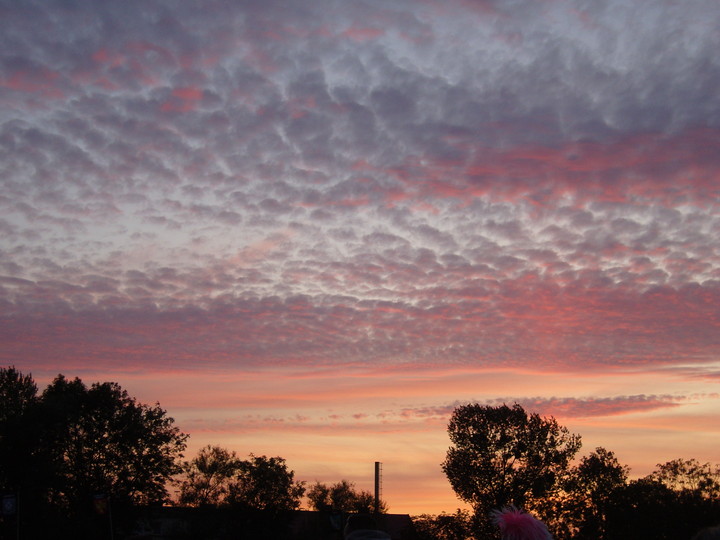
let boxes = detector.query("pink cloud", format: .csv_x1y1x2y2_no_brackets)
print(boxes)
92,48,124,67
168,394,691,439
160,86,205,112
381,128,720,208
394,395,686,422
1,68,64,98
343,26,385,42
514,395,685,418
172,87,203,101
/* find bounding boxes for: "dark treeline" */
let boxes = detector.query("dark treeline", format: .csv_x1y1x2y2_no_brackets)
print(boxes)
176,444,385,514
2,367,719,540
0,366,189,538
0,367,387,539
416,403,720,540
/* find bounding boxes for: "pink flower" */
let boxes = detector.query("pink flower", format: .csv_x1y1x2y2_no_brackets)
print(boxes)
491,507,553,540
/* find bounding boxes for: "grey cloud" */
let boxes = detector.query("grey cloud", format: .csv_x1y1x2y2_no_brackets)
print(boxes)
513,395,685,418
370,87,416,126
394,394,686,421
2,0,720,375
363,231,410,248
2,274,720,371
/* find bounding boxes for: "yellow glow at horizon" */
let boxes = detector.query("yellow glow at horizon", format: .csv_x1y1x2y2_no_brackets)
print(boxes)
30,364,720,515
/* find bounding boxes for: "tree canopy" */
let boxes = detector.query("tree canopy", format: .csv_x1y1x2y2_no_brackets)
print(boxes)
43,374,188,508
8,367,720,540
0,367,188,517
442,403,581,536
552,447,630,539
0,365,37,423
178,447,306,512
650,458,720,498
226,454,306,512
412,509,472,540
437,402,720,540
0,366,44,496
307,479,388,513
179,444,243,507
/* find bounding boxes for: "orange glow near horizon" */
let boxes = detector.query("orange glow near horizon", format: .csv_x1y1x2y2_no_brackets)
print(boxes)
3,0,720,518
24,363,720,515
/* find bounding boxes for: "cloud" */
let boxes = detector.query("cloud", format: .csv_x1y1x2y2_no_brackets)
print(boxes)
4,2,720,516
2,269,720,374
509,395,686,418
170,394,695,438
2,0,720,377
394,395,688,422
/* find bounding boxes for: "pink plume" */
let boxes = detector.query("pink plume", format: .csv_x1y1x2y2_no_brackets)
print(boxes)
491,507,553,540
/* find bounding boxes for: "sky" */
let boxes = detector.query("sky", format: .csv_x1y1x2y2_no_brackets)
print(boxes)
1,0,720,515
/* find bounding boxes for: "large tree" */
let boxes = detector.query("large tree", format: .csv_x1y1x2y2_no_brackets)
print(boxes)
1,367,189,537
39,373,189,511
442,403,581,535
307,479,388,513
412,509,473,540
226,454,305,512
603,459,720,539
0,367,45,496
650,458,720,498
178,445,243,506
554,447,629,539
0,366,37,424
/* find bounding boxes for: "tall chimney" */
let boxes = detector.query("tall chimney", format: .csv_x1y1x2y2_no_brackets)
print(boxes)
374,461,382,514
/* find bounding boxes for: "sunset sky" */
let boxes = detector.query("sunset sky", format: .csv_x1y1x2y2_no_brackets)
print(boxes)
2,0,720,515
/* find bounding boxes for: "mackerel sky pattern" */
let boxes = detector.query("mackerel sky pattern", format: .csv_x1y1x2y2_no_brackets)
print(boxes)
2,0,720,512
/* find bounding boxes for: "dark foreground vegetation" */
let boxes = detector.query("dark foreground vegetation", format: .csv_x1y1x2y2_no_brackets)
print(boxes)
418,403,720,540
2,367,719,539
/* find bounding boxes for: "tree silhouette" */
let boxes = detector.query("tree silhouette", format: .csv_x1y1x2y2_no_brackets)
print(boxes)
0,367,188,524
600,461,720,540
307,480,332,511
226,454,305,512
178,445,243,506
442,403,581,537
650,458,720,498
40,374,189,511
412,509,473,540
307,479,388,513
0,366,37,423
0,366,47,506
555,447,629,539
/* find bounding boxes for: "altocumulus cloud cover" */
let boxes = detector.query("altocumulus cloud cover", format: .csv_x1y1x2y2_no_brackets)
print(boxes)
1,0,720,513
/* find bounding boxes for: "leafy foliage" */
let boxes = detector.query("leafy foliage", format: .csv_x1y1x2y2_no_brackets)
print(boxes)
0,367,188,517
0,366,45,497
550,447,629,539
441,403,720,540
306,480,331,510
306,479,388,513
0,365,37,424
650,458,720,498
605,477,688,539
178,445,243,506
227,454,306,512
442,403,581,535
178,448,306,511
602,460,720,540
40,375,188,509
412,509,474,540
6,368,720,540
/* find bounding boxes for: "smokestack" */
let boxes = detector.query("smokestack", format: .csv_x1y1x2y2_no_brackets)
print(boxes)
374,461,382,514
